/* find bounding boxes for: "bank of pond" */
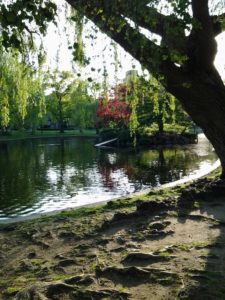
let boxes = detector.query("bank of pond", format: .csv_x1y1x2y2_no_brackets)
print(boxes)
0,134,217,222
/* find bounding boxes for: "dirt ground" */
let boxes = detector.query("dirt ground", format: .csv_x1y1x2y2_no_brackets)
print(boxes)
0,175,225,300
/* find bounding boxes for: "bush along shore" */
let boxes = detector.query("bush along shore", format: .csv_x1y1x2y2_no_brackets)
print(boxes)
0,169,225,299
97,127,198,148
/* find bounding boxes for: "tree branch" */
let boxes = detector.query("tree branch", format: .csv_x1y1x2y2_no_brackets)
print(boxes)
120,2,184,40
70,0,186,54
192,0,210,20
67,3,155,67
66,0,187,88
190,0,217,70
116,1,173,37
212,13,225,36
66,1,156,69
122,4,187,54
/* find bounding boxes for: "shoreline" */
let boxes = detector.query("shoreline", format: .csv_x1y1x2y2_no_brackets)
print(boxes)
0,158,220,225
0,130,97,142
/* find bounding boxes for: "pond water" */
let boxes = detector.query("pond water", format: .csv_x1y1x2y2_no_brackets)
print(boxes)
0,134,217,221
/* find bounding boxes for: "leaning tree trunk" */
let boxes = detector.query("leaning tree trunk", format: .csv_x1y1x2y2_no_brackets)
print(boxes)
167,69,225,177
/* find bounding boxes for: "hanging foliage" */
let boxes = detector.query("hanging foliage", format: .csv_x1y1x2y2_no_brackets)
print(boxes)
69,8,86,66
0,46,46,131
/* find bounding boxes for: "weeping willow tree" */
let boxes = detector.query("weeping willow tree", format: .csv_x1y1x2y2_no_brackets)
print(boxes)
47,70,75,133
136,75,176,136
0,47,46,132
69,81,98,132
1,0,225,174
24,74,46,134
0,56,10,129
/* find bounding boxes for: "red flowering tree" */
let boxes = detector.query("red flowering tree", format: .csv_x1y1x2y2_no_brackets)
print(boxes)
96,83,130,129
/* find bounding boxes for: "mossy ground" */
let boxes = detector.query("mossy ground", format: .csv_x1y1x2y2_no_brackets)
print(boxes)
0,170,225,299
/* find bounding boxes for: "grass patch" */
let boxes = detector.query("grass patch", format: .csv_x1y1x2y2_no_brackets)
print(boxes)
3,287,20,296
58,206,105,218
206,166,221,180
30,258,45,266
158,251,171,258
175,241,210,251
193,201,200,209
50,274,70,281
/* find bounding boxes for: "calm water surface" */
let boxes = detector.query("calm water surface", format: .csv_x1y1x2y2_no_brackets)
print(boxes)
0,135,217,221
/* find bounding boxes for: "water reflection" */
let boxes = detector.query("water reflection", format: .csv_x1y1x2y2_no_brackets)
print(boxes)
0,135,217,220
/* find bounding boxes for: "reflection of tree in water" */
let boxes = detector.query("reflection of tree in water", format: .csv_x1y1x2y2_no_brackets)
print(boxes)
97,151,135,190
134,147,215,186
137,148,195,185
97,146,216,190
97,163,114,189
0,137,217,218
58,139,65,188
0,138,98,216
0,140,51,215
97,152,118,189
39,138,99,195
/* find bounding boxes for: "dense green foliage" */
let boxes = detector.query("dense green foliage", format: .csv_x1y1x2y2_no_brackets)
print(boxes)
0,47,45,131
0,49,98,134
69,81,98,132
136,75,195,135
0,42,193,137
96,73,195,138
0,46,193,137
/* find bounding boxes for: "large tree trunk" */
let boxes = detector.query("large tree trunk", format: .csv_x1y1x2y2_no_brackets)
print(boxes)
167,69,225,177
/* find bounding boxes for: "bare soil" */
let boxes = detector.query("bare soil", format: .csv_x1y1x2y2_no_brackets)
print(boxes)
0,175,225,300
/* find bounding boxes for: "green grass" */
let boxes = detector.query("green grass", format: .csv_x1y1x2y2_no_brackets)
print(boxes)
3,287,20,296
175,241,210,251
139,123,197,136
0,129,97,141
56,188,175,220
